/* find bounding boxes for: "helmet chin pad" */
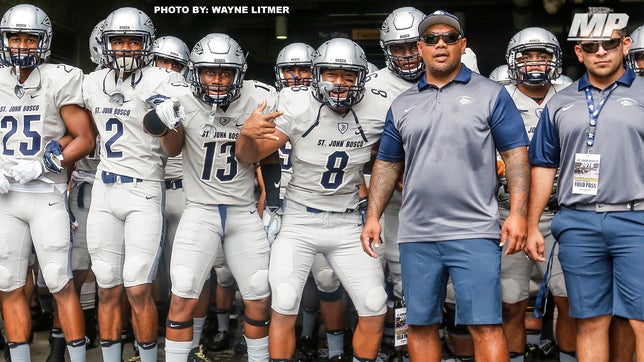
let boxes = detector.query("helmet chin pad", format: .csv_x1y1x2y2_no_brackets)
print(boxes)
522,71,549,85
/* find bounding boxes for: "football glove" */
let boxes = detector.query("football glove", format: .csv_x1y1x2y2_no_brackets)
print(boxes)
43,140,64,174
263,206,282,245
155,98,184,131
10,159,44,184
0,171,9,193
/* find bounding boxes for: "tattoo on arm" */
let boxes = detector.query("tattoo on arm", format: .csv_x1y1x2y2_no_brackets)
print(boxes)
500,146,530,217
368,160,403,219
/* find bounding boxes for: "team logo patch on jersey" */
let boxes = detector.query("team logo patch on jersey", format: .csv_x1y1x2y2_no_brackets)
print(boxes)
535,108,543,118
456,96,473,105
617,98,637,107
338,122,349,134
219,117,231,126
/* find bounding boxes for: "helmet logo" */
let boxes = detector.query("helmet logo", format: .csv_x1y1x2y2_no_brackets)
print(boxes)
193,42,203,55
144,18,154,30
41,16,51,27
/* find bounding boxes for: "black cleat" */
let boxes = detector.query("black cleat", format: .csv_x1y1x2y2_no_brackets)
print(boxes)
45,336,66,362
208,331,231,352
188,345,211,362
296,335,317,360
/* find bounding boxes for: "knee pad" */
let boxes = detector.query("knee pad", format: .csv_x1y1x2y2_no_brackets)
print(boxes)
122,255,152,286
313,268,340,293
41,262,69,293
171,265,199,298
248,268,270,297
91,260,118,288
214,265,234,287
274,282,299,313
501,278,527,304
363,286,387,315
0,265,15,291
548,274,568,298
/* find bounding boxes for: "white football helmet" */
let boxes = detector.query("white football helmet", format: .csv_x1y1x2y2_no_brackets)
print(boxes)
506,27,562,85
0,4,52,67
488,64,512,85
627,25,644,76
312,38,368,109
379,7,425,81
367,62,379,73
152,35,190,77
274,42,314,90
189,33,247,106
89,20,105,66
101,7,155,72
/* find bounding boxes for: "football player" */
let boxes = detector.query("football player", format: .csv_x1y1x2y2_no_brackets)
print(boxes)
0,4,96,361
82,7,185,362
274,42,350,361
44,18,108,362
149,33,274,362
627,25,644,76
500,27,576,362
236,37,389,362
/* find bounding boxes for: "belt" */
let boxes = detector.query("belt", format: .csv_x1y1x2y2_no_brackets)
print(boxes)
305,206,355,213
101,172,142,184
287,200,355,214
571,200,644,212
165,179,183,190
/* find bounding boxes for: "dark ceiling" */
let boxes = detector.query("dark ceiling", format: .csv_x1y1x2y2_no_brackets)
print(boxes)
12,0,644,83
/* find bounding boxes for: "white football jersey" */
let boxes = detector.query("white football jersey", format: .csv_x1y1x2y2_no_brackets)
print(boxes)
165,155,183,180
504,82,569,140
160,80,278,205
366,68,415,100
276,86,389,212
0,63,84,185
365,68,414,212
83,67,184,181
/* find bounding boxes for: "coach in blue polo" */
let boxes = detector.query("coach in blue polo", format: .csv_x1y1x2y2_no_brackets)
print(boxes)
361,10,530,362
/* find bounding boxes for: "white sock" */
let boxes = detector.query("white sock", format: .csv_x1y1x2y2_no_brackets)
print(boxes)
67,341,87,362
165,340,193,362
192,317,206,349
245,335,269,362
100,342,122,362
9,343,30,362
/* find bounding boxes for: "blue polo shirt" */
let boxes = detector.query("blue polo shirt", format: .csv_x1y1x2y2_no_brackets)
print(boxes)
529,68,644,206
378,66,529,243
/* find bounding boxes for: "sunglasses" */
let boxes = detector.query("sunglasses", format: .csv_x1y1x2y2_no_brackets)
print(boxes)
420,32,462,46
579,38,622,54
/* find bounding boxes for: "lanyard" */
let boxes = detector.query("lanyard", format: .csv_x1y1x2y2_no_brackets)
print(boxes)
584,83,618,150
